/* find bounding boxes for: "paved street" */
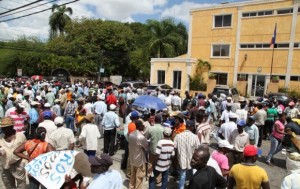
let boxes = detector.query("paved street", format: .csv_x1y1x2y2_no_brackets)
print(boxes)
0,130,287,189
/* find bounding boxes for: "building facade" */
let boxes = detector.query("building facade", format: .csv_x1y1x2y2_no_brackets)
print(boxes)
150,0,300,97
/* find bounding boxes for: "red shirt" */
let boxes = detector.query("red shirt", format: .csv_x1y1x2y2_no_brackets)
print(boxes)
8,111,29,132
106,94,117,105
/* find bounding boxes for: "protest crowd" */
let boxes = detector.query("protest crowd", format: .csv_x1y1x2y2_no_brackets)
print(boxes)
0,78,299,189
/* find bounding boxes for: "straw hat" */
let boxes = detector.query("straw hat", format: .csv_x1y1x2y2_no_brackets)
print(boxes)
84,114,94,122
0,117,14,127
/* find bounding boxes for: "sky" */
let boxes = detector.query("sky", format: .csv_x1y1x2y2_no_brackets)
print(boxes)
0,0,249,41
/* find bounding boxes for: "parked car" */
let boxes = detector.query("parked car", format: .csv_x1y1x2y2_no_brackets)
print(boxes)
212,85,239,101
146,84,176,94
267,93,290,106
119,81,147,90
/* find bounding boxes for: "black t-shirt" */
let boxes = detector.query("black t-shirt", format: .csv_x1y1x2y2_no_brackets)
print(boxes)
188,166,227,189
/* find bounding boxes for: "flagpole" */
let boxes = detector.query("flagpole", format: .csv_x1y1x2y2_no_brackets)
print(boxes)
270,45,275,79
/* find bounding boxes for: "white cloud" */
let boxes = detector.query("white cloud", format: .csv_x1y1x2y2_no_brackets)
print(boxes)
0,0,217,40
161,1,216,23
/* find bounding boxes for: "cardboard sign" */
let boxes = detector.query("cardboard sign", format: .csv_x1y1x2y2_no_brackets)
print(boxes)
25,150,77,189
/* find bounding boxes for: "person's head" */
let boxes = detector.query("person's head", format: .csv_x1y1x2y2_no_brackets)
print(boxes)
190,147,210,170
243,145,260,163
54,117,64,127
288,101,295,108
0,117,16,136
186,120,195,132
226,103,233,111
35,127,47,141
286,116,292,123
70,97,75,103
218,140,233,154
173,113,184,126
257,103,263,109
16,103,25,114
228,112,238,122
163,127,172,138
44,103,51,109
78,98,85,106
248,116,255,125
84,114,94,123
24,93,30,100
237,119,246,133
226,96,232,103
88,153,113,174
135,120,144,131
109,104,117,111
130,110,140,121
161,111,169,121
278,113,286,123
154,115,162,124
30,101,40,109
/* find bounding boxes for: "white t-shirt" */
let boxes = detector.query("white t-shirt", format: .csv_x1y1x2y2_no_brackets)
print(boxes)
218,121,237,141
84,103,93,115
79,123,100,151
38,120,57,143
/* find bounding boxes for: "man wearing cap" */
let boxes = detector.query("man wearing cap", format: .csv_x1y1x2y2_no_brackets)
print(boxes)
22,92,31,114
219,102,233,125
7,102,29,133
253,103,267,147
79,114,101,157
228,120,249,166
5,94,15,112
211,140,233,177
45,88,55,106
244,116,259,146
128,120,149,189
28,101,40,139
106,87,117,107
92,94,107,137
101,104,120,156
64,97,78,132
218,112,238,141
149,127,174,189
52,99,61,117
172,113,186,137
38,111,57,143
83,153,122,189
284,101,300,119
228,145,270,189
174,119,200,189
0,117,27,189
38,102,57,123
171,92,182,111
49,117,76,150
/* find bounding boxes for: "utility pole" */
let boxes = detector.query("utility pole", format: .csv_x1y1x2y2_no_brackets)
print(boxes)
98,50,104,82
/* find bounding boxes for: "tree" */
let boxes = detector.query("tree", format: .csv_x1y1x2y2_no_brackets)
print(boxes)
190,59,212,91
146,18,187,58
49,4,73,39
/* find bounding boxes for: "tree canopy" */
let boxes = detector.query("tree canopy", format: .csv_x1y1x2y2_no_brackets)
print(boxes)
0,17,188,80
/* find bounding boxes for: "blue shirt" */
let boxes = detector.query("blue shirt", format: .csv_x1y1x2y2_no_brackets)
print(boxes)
101,111,120,130
29,108,39,124
87,170,122,189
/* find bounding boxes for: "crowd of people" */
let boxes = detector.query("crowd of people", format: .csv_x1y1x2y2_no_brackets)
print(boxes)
0,78,299,189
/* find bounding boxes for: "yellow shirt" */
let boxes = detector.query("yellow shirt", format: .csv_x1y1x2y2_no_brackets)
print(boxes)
292,118,300,125
229,163,269,189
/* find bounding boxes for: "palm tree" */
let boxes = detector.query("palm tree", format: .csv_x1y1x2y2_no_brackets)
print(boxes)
49,4,73,39
146,18,187,58
195,59,211,77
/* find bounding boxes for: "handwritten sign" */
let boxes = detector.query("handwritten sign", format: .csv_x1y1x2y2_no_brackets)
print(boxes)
25,150,77,189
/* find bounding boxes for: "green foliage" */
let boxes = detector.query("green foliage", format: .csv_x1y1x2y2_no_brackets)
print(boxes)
190,75,207,91
288,90,300,99
278,87,288,93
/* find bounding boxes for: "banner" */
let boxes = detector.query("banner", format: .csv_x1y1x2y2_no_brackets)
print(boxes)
25,150,77,189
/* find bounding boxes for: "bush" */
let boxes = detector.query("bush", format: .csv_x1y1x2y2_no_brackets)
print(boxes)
288,90,300,99
190,75,207,91
278,87,288,93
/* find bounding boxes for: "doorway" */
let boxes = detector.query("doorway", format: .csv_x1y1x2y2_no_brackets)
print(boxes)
251,75,265,97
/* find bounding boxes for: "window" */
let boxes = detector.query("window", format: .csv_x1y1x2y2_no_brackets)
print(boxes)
212,44,230,57
290,76,300,81
238,74,248,81
277,8,293,14
277,43,289,48
214,15,232,27
214,73,228,85
294,43,300,48
157,70,165,84
298,7,300,12
279,76,286,80
173,71,182,89
242,10,273,18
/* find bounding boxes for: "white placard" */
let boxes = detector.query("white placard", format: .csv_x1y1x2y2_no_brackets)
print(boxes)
25,150,76,189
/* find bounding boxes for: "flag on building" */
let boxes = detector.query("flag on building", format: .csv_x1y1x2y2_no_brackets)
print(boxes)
270,23,277,48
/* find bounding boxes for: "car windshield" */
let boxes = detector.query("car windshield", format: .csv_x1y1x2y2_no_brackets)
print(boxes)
147,85,157,90
213,88,229,95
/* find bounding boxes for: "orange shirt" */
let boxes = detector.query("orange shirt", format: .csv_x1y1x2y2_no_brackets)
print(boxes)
25,139,48,161
174,123,186,134
128,122,136,135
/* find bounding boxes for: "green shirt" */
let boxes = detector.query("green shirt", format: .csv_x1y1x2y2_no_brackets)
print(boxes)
267,108,278,121
147,124,164,155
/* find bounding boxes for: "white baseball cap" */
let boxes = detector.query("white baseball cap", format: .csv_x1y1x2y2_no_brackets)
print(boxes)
54,117,64,125
44,103,51,108
110,104,117,110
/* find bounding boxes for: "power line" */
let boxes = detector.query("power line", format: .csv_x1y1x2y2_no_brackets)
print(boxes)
0,0,44,16
0,0,58,18
0,0,79,23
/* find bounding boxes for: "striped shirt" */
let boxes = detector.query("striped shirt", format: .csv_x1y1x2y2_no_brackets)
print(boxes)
8,111,28,132
155,139,175,172
174,130,200,170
